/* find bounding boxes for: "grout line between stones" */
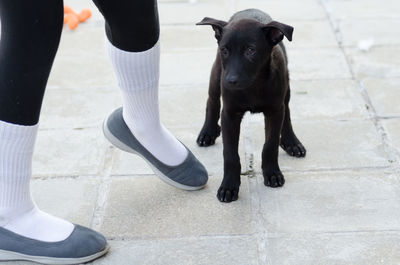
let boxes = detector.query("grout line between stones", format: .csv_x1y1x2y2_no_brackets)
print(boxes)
242,114,271,265
319,0,399,168
31,165,392,181
90,145,116,231
104,228,400,242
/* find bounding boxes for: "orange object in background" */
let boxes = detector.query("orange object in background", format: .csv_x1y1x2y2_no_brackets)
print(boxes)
64,6,92,30
78,9,92,22
65,14,79,30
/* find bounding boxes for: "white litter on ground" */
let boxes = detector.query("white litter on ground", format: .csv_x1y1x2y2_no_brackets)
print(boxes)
358,38,375,52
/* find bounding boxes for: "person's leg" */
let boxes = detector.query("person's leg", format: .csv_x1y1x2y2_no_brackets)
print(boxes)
0,0,76,242
0,0,108,264
0,3,108,263
93,0,189,167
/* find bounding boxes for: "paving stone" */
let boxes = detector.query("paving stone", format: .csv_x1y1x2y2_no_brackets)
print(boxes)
345,46,400,79
253,170,400,233
92,236,258,265
57,28,106,57
110,149,154,176
287,19,338,49
101,176,252,239
59,24,216,56
40,87,120,130
363,78,400,117
48,4,111,90
287,48,352,80
163,16,337,51
265,232,400,265
284,79,367,120
382,118,400,152
236,0,326,21
159,84,209,129
159,0,230,25
160,50,216,86
324,0,400,20
162,78,369,128
48,46,115,89
338,18,400,47
250,119,389,172
33,128,108,177
31,177,100,226
248,79,368,122
161,25,217,52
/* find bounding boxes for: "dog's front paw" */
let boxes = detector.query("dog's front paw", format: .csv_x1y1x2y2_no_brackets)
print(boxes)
280,140,306,158
263,168,285,188
197,125,221,147
217,186,239,203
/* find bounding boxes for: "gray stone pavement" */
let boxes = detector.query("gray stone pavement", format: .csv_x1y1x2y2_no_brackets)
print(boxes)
5,0,400,264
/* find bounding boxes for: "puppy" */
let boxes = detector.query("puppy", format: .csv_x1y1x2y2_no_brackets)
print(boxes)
196,9,306,202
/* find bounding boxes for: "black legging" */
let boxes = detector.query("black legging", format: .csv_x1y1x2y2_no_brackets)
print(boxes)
0,0,159,126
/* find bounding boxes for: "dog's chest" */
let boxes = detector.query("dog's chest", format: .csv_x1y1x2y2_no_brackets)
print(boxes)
238,88,281,113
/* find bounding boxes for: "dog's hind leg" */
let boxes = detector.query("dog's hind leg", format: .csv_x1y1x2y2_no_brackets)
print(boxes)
280,88,306,157
197,55,222,146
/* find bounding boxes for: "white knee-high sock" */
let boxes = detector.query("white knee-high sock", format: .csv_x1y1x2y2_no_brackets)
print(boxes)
106,39,188,166
0,120,74,242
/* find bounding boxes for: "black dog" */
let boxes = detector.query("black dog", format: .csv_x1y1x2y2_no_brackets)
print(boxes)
196,9,306,202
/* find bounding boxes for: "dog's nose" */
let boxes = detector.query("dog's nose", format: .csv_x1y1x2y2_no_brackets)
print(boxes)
227,75,238,85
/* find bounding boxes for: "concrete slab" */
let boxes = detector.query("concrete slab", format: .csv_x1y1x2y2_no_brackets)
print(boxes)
363,78,400,117
287,47,352,80
110,149,154,176
284,79,367,121
250,119,390,172
31,177,100,227
265,232,400,265
382,119,400,153
323,0,400,20
33,128,108,177
100,176,252,239
253,171,400,233
159,84,209,129
345,46,400,79
237,0,326,21
40,87,120,130
48,47,115,89
338,18,400,47
93,236,258,265
288,19,338,49
160,25,217,52
159,0,230,25
160,50,216,86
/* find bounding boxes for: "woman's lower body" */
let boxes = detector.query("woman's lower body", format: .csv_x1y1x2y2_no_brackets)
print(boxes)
0,0,207,263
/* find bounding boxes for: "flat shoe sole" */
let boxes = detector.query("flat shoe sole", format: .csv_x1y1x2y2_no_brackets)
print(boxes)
0,244,110,265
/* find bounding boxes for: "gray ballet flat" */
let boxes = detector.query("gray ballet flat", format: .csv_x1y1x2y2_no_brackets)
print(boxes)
0,225,109,264
103,107,208,190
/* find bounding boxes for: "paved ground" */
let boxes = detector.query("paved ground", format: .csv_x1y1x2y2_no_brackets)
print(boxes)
5,0,400,264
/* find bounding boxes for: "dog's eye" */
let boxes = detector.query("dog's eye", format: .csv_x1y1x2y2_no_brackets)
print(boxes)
220,47,229,56
246,47,256,56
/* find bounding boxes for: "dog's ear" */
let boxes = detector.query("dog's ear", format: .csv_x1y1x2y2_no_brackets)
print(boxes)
196,17,228,41
262,21,294,46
